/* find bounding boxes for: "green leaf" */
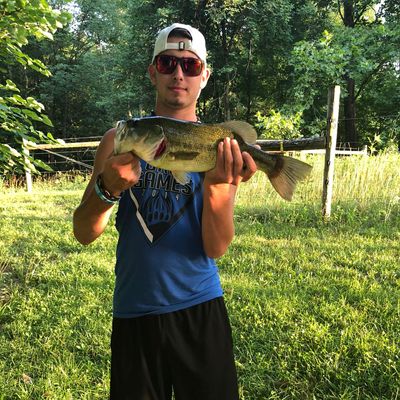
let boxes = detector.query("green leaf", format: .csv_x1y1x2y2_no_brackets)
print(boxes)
41,115,53,127
33,158,53,171
36,28,54,41
5,80,20,92
4,144,22,158
26,97,45,112
7,94,27,106
21,109,43,122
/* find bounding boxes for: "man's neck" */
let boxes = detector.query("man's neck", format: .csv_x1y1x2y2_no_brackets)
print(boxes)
154,105,198,122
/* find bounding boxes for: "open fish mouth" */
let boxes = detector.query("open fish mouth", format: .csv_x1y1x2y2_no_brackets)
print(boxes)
154,139,167,159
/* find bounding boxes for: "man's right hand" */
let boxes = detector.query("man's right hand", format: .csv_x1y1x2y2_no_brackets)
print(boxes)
101,152,142,197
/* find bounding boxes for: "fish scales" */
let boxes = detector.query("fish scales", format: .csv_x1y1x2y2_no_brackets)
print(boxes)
159,120,221,171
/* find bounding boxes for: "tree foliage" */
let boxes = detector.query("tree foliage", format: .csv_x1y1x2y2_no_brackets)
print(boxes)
0,0,70,174
290,1,400,145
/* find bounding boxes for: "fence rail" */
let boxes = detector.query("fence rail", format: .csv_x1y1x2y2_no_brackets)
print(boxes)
257,136,326,152
27,141,101,150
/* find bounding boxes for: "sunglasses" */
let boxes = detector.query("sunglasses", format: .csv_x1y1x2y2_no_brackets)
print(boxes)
155,55,203,77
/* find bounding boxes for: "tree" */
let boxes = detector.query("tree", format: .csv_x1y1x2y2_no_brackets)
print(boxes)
290,0,400,145
339,0,374,145
31,0,125,139
0,0,69,175
243,0,330,133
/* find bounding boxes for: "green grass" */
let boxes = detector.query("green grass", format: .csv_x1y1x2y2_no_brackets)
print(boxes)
1,154,399,399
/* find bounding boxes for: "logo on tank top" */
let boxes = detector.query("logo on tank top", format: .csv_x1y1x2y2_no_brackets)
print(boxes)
128,164,201,243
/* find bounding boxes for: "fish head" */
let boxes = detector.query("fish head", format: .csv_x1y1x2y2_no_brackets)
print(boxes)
114,119,166,162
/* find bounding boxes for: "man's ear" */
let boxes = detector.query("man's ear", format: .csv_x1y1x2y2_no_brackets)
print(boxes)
148,64,156,86
200,67,211,89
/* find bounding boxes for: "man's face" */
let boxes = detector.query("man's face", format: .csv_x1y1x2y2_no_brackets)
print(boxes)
148,37,210,113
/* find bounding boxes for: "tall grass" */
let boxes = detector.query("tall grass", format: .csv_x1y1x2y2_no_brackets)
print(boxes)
0,153,399,399
236,152,399,209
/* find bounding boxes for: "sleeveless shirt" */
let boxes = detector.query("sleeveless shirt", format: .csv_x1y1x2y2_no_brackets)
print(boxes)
113,161,223,317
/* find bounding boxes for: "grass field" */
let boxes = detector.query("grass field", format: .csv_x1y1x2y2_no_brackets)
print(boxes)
0,153,399,399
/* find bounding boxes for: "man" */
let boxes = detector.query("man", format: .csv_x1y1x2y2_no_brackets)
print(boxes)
73,23,258,400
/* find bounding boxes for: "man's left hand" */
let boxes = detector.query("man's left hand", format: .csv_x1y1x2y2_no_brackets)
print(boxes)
204,137,258,186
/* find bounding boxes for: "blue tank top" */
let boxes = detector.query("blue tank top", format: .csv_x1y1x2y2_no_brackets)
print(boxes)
113,161,223,318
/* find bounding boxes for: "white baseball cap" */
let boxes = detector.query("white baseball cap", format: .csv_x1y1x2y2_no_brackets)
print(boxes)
152,23,207,64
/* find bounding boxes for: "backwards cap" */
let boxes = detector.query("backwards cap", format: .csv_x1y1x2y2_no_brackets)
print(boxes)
152,23,207,64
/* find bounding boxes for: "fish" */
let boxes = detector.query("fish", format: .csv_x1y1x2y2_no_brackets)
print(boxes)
114,116,312,201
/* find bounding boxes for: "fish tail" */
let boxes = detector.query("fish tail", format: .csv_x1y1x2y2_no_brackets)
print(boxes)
256,155,312,201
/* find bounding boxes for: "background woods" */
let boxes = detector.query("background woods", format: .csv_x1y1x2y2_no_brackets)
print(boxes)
0,0,399,172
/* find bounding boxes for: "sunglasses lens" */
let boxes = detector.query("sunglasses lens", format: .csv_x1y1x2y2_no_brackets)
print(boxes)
181,58,203,76
156,55,177,74
156,56,203,76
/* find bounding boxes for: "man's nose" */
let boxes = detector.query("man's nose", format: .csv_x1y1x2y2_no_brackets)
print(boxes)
172,62,184,80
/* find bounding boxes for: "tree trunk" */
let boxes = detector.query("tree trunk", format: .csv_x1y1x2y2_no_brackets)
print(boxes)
245,37,253,121
223,74,231,121
343,76,357,146
221,19,231,121
342,0,358,145
343,0,355,27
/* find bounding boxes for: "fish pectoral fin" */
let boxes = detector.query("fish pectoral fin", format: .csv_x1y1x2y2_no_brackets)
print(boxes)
169,151,200,161
219,120,257,144
172,171,191,185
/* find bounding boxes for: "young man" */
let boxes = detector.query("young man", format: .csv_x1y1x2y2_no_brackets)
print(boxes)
73,23,258,400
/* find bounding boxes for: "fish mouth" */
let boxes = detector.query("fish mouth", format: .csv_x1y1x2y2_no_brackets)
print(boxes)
154,139,167,159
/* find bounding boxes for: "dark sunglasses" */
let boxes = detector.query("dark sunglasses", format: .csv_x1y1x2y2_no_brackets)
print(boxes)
155,55,203,77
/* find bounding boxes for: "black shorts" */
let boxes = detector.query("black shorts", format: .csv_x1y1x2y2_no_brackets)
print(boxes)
110,297,239,400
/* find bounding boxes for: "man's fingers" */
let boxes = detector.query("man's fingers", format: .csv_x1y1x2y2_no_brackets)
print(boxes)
114,152,138,165
204,138,259,185
101,151,142,195
223,137,233,177
241,151,258,182
231,139,243,177
217,141,224,162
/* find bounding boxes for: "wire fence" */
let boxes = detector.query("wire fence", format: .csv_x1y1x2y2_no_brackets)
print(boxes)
32,137,102,172
34,147,97,170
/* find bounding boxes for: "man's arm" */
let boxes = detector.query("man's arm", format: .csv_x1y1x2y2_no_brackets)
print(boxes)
202,137,257,258
73,128,141,245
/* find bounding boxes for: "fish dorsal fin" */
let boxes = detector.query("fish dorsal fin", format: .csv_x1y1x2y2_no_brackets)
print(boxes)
219,121,257,144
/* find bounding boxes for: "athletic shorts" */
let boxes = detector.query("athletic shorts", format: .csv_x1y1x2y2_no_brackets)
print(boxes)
110,297,239,400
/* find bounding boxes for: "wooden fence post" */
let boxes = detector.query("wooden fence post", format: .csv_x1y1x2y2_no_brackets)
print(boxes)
322,86,341,218
22,139,33,193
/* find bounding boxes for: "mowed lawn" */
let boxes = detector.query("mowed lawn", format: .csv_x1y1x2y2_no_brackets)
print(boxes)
0,153,399,399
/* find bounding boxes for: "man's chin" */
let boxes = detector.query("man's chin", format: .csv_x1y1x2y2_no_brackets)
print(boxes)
165,99,186,109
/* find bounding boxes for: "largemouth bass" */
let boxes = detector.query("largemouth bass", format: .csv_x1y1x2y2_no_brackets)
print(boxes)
114,116,312,201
